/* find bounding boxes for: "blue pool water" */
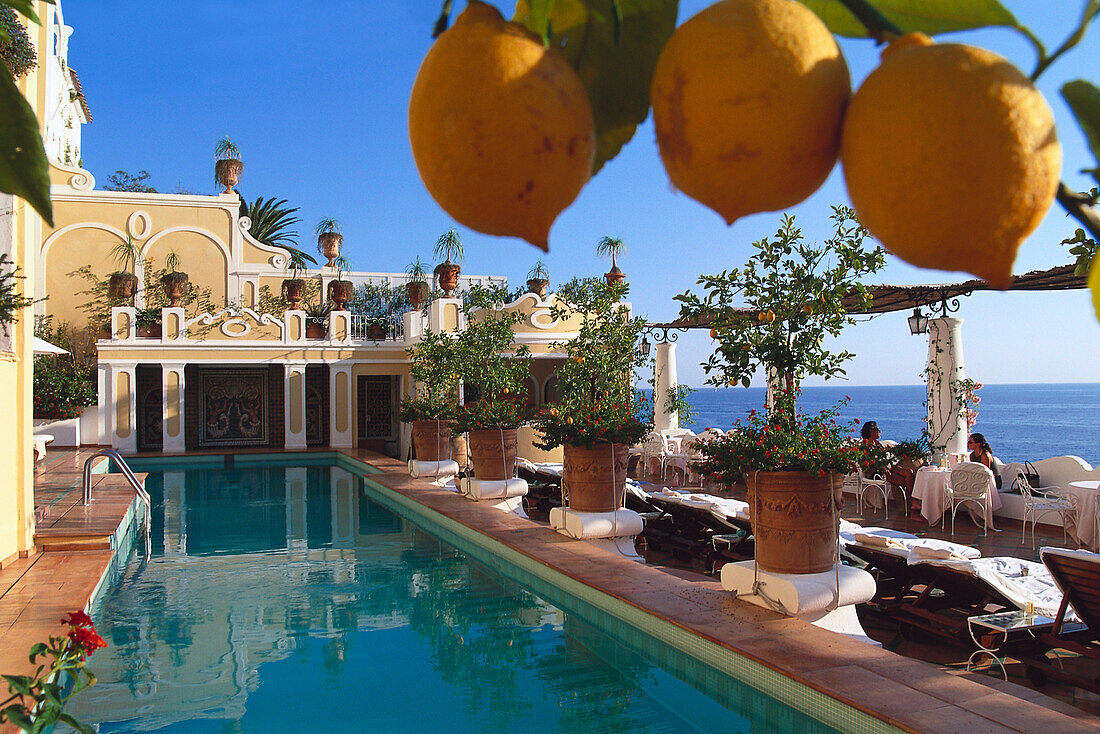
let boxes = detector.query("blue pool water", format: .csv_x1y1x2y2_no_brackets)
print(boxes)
70,457,842,733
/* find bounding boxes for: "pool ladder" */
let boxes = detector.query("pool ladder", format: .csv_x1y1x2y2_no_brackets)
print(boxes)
83,449,151,509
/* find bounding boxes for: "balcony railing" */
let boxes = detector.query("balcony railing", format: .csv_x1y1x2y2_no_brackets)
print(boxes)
349,314,404,342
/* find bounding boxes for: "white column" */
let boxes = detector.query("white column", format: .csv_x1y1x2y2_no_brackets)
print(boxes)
329,364,353,448
330,467,355,548
97,362,110,446
162,363,186,453
284,363,308,450
925,317,968,459
654,342,678,432
112,362,137,453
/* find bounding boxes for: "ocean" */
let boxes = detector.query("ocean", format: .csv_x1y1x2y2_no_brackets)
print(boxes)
662,383,1100,467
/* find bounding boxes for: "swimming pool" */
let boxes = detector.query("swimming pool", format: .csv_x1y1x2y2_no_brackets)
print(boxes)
70,455,855,732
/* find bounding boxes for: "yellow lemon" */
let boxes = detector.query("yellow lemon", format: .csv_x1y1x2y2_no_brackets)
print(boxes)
709,328,719,339
801,304,813,315
650,0,850,224
409,1,595,250
841,33,1060,288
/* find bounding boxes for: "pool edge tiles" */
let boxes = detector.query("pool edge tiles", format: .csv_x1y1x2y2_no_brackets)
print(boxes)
351,467,900,734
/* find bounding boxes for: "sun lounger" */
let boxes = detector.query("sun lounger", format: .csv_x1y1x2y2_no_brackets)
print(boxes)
847,534,1066,644
516,458,564,521
636,489,754,572
1003,547,1100,693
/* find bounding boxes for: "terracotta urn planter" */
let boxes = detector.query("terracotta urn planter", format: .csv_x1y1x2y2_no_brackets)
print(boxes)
282,278,305,307
318,232,343,267
327,279,354,310
406,280,430,309
108,272,138,301
305,321,326,339
160,272,189,307
563,443,630,512
435,262,461,295
526,278,548,298
215,159,243,193
604,266,625,285
746,470,842,575
137,321,162,339
468,428,518,480
367,321,388,341
411,420,453,462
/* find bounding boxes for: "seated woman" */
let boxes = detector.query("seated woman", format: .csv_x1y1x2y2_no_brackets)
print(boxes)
968,432,1001,488
863,420,919,517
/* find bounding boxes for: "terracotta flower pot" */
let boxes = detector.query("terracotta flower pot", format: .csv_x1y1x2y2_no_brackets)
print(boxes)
435,262,461,295
468,428,518,480
318,232,343,267
747,470,842,575
527,278,548,298
327,279,353,310
282,278,305,307
137,322,162,339
215,159,243,193
160,272,189,307
406,280,430,309
604,266,625,285
412,420,453,462
563,443,630,512
108,272,138,301
305,321,326,339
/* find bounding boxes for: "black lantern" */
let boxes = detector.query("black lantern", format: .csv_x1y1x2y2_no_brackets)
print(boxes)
907,307,929,335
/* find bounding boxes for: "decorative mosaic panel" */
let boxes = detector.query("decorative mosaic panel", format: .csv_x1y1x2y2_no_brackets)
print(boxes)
198,369,269,448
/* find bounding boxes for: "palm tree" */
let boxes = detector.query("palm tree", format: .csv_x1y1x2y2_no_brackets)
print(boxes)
595,236,625,269
247,197,302,248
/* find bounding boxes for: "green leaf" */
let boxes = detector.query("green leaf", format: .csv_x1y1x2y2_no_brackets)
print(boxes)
3,706,33,730
515,0,680,173
27,642,47,661
2,674,33,696
0,59,53,226
2,1,44,25
1063,80,1100,180
799,0,1019,38
57,713,97,734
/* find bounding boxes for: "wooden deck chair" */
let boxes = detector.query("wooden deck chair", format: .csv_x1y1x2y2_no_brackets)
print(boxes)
1010,548,1100,693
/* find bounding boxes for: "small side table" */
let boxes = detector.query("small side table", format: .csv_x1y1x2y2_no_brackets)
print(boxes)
967,610,1055,680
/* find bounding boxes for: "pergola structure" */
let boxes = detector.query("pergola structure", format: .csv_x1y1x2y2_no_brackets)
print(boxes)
642,264,1089,452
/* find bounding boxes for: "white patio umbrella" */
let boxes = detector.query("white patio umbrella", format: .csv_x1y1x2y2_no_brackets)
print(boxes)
32,336,68,355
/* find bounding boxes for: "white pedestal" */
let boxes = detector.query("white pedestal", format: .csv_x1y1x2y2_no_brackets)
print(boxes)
34,417,80,446
459,477,528,501
409,459,459,481
720,561,879,645
548,507,645,560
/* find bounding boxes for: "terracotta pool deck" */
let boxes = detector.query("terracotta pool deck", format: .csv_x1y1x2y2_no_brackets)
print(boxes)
2,447,1097,733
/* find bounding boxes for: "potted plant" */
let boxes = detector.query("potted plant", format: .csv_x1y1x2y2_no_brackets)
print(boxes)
135,306,161,338
400,328,460,462
214,136,243,194
405,257,430,309
676,207,886,574
596,236,626,285
692,391,872,573
433,228,464,296
526,260,549,298
326,255,354,311
316,217,343,267
281,247,316,308
107,236,140,302
304,300,331,339
451,285,534,480
534,278,651,511
159,250,189,307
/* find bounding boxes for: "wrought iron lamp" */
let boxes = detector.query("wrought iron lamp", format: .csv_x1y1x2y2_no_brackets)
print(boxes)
907,307,929,335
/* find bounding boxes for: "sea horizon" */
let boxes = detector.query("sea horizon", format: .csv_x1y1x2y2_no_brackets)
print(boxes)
646,382,1100,466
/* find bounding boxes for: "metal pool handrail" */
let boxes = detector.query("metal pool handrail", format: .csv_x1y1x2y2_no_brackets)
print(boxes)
83,449,151,508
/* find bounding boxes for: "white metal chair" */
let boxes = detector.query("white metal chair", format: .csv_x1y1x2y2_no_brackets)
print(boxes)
1016,473,1073,548
856,467,890,519
640,433,669,479
680,434,708,486
944,462,994,535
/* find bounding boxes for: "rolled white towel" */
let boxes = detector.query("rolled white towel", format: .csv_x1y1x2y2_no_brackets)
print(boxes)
853,532,906,549
460,477,528,500
409,460,459,479
549,508,643,539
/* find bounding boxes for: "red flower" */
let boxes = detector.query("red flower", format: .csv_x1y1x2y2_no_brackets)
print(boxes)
67,624,107,655
63,610,93,628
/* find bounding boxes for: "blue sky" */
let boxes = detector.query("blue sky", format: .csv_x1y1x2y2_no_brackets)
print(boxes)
61,1,1100,387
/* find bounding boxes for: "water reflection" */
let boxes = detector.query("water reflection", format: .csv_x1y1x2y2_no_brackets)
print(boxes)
70,464,834,733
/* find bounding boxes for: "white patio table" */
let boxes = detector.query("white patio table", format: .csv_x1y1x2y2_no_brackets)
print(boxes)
1068,480,1100,551
912,466,1002,529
